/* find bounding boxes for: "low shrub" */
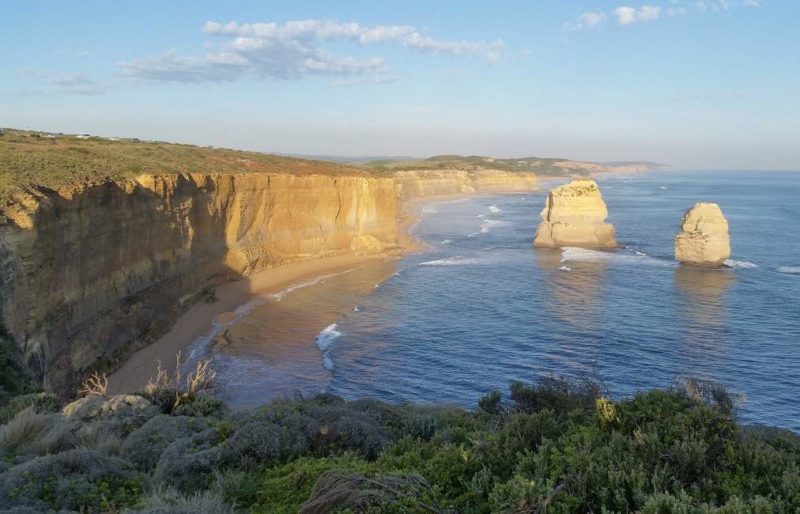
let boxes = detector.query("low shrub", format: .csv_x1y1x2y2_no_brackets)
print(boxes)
0,392,59,425
121,415,209,470
0,449,143,512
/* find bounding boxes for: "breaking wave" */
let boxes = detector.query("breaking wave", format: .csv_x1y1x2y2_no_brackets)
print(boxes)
488,204,502,213
724,259,758,269
419,256,484,266
777,266,800,274
315,323,342,371
560,247,674,267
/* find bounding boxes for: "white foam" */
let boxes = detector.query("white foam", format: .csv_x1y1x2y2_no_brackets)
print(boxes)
422,205,438,214
480,219,505,234
488,204,502,213
560,247,674,267
316,323,341,350
419,256,483,266
558,266,572,272
441,239,453,245
659,186,669,190
778,266,800,274
724,259,758,269
271,267,359,301
477,214,486,219
353,306,360,312
315,323,342,371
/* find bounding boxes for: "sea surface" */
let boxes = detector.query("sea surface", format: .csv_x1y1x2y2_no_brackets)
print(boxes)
196,171,800,431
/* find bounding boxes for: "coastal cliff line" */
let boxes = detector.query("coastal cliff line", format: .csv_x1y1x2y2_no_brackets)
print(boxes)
0,166,537,395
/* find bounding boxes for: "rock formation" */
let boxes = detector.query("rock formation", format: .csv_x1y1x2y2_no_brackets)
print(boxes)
533,179,616,248
674,202,731,267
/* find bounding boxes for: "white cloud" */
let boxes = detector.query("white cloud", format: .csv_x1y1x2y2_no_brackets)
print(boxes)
22,71,109,95
120,20,503,83
563,11,608,31
614,5,662,25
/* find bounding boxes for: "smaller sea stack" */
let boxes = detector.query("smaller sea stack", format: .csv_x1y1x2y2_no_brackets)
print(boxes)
533,179,616,248
674,202,731,267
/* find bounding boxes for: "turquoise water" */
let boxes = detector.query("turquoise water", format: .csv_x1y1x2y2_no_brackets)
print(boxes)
318,171,800,430
203,171,800,431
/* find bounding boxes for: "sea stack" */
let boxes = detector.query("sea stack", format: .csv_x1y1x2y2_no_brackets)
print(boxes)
674,202,731,267
533,179,617,248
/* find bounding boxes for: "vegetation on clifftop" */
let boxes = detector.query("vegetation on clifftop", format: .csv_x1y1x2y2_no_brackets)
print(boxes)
0,375,797,513
0,129,374,203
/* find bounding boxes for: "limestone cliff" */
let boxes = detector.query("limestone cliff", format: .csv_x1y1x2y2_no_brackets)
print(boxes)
674,202,731,267
394,169,537,201
533,179,616,248
0,168,536,395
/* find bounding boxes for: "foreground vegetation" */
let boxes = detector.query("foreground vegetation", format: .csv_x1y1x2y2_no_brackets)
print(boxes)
0,374,797,513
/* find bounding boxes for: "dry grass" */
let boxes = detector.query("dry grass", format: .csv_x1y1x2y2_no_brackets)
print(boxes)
80,372,109,397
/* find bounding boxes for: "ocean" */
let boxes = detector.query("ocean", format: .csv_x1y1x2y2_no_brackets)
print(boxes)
196,171,800,431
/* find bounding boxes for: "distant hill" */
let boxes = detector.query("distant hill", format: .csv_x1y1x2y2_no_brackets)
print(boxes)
359,154,661,176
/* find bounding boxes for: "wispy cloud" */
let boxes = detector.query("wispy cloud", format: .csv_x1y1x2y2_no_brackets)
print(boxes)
615,5,662,25
562,12,608,31
22,71,109,95
119,20,504,84
563,0,760,31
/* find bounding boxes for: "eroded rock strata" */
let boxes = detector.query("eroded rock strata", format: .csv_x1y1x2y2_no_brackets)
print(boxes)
533,179,616,248
0,169,536,394
674,202,731,267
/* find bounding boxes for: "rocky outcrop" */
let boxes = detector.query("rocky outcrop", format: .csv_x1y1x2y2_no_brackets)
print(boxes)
674,202,731,267
0,169,537,395
533,179,616,248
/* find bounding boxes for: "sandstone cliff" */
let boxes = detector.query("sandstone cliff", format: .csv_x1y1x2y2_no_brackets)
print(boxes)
674,202,731,267
0,168,536,395
533,179,616,248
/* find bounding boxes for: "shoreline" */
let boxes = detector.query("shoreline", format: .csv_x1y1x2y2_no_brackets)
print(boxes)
106,189,539,394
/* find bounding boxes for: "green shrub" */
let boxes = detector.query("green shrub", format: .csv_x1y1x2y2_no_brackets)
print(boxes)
0,449,143,512
254,453,373,513
121,415,209,470
0,392,59,424
153,430,222,492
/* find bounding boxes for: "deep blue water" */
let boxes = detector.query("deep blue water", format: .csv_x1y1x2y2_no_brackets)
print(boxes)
318,171,800,430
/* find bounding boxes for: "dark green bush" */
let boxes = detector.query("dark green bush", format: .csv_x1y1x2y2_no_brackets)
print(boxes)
121,415,209,470
0,449,143,512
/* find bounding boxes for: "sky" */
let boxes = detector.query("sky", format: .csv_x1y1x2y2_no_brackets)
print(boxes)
1,0,798,169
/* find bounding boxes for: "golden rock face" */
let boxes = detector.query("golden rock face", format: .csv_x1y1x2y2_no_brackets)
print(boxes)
0,169,536,393
533,179,617,248
674,202,731,267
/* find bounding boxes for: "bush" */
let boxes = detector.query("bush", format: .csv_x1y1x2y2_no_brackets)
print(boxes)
0,449,143,512
123,487,234,514
254,454,374,513
300,470,442,514
152,430,222,492
0,393,59,425
0,408,75,459
121,415,209,470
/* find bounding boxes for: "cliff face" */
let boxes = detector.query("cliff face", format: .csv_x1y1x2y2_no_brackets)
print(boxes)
533,179,616,248
0,169,536,394
674,202,731,267
394,169,537,201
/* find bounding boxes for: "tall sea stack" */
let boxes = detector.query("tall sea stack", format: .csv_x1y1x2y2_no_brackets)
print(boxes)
533,179,616,248
674,202,731,267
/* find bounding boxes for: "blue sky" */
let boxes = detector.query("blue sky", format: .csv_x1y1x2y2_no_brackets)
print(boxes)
1,0,798,169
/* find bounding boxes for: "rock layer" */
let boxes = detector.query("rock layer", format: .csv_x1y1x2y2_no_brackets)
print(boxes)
533,179,616,248
0,169,536,394
674,202,731,267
